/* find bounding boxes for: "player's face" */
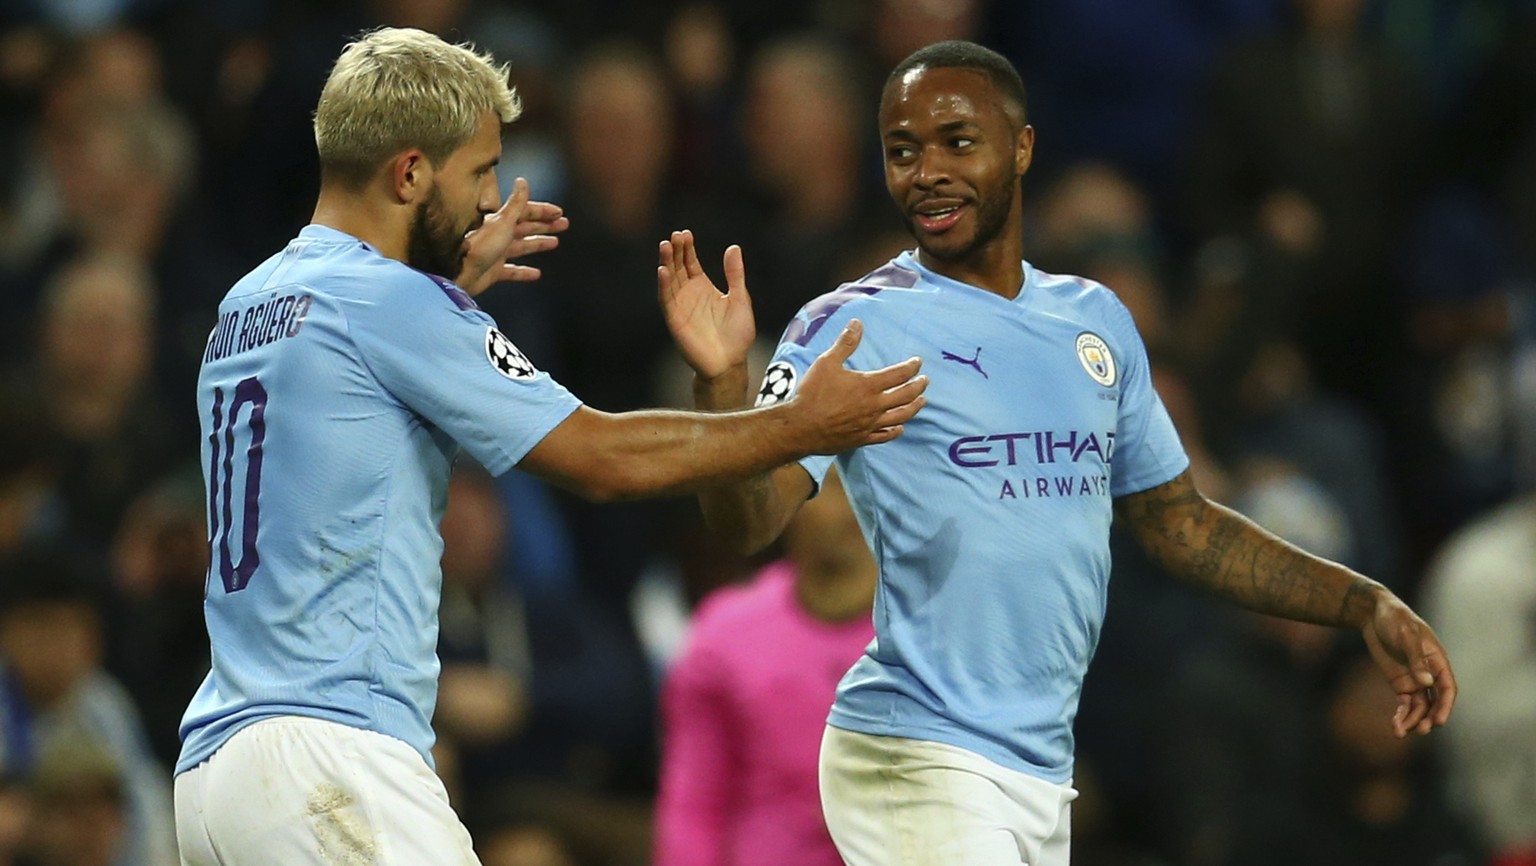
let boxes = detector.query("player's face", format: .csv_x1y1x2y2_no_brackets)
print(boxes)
880,67,1031,262
406,114,502,278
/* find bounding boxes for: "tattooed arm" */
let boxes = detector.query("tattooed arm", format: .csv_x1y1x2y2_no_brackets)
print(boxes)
1116,469,1458,737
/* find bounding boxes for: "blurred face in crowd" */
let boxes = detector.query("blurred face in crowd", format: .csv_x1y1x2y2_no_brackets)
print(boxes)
40,259,153,398
406,112,502,278
566,54,672,200
0,601,101,708
880,66,1031,263
743,44,857,191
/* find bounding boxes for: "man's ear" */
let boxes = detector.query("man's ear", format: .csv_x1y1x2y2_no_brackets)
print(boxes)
1015,125,1035,176
390,149,432,204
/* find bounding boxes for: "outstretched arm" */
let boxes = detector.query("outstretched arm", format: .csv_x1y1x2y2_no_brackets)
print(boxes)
518,323,922,503
1116,470,1457,737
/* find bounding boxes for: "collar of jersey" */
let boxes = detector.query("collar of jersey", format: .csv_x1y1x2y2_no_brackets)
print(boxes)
897,250,1033,305
300,224,373,252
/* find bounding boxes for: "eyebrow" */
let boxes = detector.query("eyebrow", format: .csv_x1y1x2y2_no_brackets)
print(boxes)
883,119,981,140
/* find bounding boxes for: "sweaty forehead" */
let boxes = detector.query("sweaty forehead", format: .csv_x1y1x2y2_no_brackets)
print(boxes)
881,66,1007,130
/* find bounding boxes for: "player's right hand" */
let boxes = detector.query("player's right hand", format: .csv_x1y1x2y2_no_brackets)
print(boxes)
791,320,927,453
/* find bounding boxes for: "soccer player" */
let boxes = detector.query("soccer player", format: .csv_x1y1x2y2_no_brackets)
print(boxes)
659,40,1458,866
172,28,927,866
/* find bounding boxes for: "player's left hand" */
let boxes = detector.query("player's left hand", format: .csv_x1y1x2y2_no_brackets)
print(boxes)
1362,593,1457,738
658,229,756,380
458,177,570,297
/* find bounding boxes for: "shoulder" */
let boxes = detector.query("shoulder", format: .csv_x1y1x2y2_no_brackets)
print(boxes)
780,257,933,348
1028,263,1143,346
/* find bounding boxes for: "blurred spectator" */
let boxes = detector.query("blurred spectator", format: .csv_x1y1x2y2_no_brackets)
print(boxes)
1185,0,1427,407
1289,652,1476,865
987,0,1279,203
435,465,654,862
654,469,874,866
734,36,888,338
0,775,33,866
6,254,181,553
1423,496,1536,862
1391,191,1536,553
0,550,174,866
25,740,131,866
106,467,209,771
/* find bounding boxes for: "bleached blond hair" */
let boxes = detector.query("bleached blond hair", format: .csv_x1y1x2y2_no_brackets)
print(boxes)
313,27,521,188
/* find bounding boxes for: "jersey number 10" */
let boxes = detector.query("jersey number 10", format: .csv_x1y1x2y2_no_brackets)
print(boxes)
207,376,268,593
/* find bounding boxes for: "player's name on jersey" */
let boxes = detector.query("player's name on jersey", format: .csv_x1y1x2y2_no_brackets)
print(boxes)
204,293,314,363
998,473,1110,500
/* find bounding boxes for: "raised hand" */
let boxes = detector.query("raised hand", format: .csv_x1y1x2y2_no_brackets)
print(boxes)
1363,595,1457,737
789,320,927,453
658,229,756,380
459,177,571,297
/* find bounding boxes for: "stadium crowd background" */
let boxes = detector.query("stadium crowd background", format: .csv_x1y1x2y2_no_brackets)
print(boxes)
1,0,1534,864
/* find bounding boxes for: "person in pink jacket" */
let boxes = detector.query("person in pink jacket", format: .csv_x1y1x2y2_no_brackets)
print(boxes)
655,469,875,866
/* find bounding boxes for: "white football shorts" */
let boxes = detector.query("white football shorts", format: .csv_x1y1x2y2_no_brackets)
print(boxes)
174,716,478,865
820,725,1077,866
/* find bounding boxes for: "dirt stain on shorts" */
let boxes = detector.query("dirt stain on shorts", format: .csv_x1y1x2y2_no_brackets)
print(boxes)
306,783,377,865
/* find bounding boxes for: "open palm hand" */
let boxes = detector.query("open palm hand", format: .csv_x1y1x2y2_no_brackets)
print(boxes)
658,230,755,380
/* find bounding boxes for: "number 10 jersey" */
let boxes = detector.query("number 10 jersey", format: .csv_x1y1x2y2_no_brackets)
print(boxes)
176,225,581,776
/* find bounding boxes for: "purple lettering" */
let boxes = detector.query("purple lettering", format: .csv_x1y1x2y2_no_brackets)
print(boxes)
286,295,313,338
986,432,1033,466
949,436,997,467
1036,478,1050,497
999,480,1016,499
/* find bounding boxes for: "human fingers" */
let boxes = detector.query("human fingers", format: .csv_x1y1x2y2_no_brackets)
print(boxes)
875,394,926,428
723,244,748,301
860,425,906,445
879,375,929,409
681,229,705,279
824,320,863,364
496,177,531,219
496,263,542,282
867,356,924,391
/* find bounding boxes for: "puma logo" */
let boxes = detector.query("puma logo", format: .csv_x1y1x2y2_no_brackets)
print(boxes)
941,346,988,379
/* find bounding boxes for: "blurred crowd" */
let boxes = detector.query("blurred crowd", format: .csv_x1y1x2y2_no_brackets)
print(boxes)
1,0,1535,864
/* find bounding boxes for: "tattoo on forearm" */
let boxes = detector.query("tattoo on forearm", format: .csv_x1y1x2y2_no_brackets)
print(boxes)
1122,472,1375,627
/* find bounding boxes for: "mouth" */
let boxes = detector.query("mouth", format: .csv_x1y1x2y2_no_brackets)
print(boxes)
911,199,968,234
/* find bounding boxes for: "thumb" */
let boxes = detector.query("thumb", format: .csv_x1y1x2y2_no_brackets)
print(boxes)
498,177,530,218
724,245,750,301
827,320,863,364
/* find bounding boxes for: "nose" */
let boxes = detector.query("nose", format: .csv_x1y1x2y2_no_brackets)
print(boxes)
912,147,950,191
479,170,501,213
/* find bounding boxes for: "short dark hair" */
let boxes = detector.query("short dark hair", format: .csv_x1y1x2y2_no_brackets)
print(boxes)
884,40,1028,128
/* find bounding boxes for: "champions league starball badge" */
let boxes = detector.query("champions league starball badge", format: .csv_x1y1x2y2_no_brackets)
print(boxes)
1074,332,1116,387
485,327,536,380
756,361,797,406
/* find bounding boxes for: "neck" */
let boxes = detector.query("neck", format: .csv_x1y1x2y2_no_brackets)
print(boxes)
915,205,1026,298
311,184,410,263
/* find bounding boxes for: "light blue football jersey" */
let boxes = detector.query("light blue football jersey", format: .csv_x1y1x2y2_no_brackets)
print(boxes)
176,225,581,775
762,251,1188,783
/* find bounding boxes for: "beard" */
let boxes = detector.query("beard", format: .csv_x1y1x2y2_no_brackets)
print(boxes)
405,186,473,279
908,180,1016,262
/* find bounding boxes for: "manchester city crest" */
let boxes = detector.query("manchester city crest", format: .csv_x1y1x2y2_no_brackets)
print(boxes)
1074,332,1116,387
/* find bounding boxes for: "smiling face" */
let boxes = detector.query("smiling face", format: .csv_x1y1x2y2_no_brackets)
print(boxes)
405,111,502,278
880,66,1031,265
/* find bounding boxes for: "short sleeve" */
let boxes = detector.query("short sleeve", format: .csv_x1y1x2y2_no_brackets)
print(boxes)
760,288,887,492
346,276,581,476
1105,300,1188,497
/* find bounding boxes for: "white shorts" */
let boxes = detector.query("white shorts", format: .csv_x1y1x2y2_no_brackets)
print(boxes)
174,716,479,866
819,726,1077,866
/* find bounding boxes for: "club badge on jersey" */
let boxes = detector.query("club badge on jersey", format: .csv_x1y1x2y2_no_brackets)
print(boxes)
485,327,537,380
1074,332,1116,387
